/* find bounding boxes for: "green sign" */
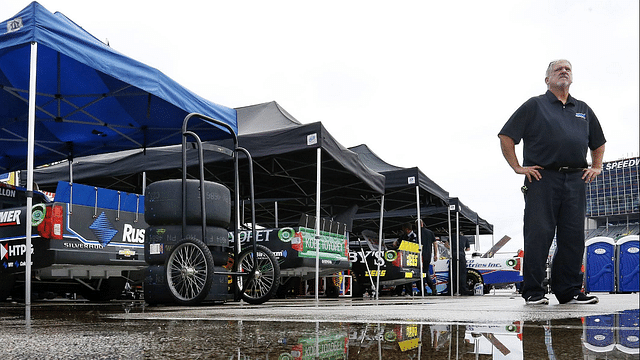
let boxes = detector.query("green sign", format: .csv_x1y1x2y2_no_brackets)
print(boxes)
295,227,347,261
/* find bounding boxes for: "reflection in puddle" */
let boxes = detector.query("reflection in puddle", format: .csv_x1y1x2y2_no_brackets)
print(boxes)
582,310,639,359
1,307,638,359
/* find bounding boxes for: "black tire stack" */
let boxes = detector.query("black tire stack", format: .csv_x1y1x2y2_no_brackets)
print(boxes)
143,179,231,305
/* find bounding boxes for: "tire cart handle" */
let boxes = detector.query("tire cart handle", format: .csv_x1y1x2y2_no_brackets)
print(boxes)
181,113,259,294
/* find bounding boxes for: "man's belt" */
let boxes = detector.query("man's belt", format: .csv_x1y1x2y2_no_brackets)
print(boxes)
547,166,585,173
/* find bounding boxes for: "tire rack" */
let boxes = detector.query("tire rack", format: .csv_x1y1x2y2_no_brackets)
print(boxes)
181,113,263,301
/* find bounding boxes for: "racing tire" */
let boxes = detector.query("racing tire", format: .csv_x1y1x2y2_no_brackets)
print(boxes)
145,225,229,265
0,274,15,301
165,238,214,306
145,179,231,228
466,269,483,294
81,277,127,302
234,245,280,305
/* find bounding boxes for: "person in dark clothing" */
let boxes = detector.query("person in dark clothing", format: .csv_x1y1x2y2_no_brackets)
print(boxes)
418,219,438,295
499,59,605,305
394,222,417,296
449,232,471,295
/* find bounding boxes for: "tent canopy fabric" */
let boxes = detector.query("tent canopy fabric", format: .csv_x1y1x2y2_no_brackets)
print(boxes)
349,144,493,236
0,2,236,172
32,101,386,228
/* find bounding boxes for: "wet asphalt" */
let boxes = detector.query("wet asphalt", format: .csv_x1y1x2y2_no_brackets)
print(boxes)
1,290,638,359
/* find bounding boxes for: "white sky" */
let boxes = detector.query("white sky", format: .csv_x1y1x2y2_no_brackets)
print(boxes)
4,0,639,253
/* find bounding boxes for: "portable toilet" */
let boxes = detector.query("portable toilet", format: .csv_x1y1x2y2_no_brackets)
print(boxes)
584,237,616,292
616,235,639,293
583,314,616,357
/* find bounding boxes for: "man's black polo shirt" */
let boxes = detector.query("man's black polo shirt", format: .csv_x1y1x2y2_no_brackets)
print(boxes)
499,90,606,169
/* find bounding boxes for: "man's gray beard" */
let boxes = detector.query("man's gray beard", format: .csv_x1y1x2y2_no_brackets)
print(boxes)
554,79,571,89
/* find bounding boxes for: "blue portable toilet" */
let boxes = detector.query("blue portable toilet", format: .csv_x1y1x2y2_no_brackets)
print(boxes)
616,235,639,293
583,314,616,356
585,237,616,292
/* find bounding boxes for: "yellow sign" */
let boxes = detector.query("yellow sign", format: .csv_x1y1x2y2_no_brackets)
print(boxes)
404,272,413,278
398,241,420,253
398,338,420,351
406,253,418,267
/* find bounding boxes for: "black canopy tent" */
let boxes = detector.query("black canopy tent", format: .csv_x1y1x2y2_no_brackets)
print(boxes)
349,144,493,237
32,102,386,228
348,144,493,297
31,101,387,301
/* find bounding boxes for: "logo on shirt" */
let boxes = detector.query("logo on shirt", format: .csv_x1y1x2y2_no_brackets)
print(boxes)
575,113,586,119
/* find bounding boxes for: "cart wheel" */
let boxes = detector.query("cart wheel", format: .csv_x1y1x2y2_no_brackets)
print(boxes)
234,245,280,304
165,238,214,305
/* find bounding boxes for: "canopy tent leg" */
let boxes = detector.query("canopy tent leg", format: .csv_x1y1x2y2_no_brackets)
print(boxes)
455,210,460,296
25,41,38,306
416,185,424,297
447,202,453,297
375,194,385,300
274,201,278,228
314,148,321,304
475,218,480,253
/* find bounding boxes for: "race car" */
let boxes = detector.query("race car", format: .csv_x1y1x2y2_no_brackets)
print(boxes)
432,241,523,294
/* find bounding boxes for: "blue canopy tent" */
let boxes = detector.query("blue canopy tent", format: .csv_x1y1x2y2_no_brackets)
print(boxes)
0,2,237,303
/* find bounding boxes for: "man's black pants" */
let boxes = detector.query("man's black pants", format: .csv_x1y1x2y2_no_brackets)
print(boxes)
521,169,586,303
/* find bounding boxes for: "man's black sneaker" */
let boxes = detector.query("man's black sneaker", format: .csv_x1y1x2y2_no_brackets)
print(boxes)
525,295,549,305
567,293,599,304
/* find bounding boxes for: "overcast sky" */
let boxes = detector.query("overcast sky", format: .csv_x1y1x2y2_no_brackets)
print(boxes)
4,0,639,253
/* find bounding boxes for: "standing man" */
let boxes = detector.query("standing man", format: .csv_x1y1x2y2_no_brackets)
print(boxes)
498,59,606,305
394,222,417,296
418,219,438,295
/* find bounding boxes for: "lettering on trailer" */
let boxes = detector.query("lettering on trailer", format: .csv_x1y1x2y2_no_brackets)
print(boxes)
230,229,274,243
604,157,639,171
0,188,17,198
467,259,503,269
63,242,104,250
348,250,389,266
121,224,145,244
0,210,21,226
1,243,32,259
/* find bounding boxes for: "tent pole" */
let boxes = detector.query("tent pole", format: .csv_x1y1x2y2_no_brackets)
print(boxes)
375,195,385,300
315,148,321,303
455,210,460,296
25,42,38,306
416,185,424,297
142,171,147,196
475,216,480,253
447,202,453,298
274,201,278,228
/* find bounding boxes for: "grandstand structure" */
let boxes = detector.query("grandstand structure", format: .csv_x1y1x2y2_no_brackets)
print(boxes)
585,156,639,240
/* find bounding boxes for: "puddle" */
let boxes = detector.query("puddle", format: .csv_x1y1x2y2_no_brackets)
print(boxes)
1,305,638,359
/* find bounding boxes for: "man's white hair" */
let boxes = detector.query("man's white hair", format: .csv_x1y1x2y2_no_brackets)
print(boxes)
546,59,572,77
